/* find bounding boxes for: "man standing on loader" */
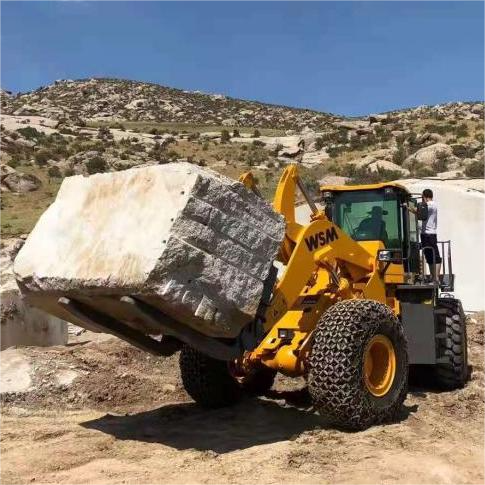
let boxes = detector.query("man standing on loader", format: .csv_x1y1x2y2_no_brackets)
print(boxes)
406,188,442,281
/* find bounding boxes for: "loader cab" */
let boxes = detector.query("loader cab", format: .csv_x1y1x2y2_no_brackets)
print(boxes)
320,182,420,276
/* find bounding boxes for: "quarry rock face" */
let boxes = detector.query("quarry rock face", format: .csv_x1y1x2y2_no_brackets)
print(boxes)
14,163,286,338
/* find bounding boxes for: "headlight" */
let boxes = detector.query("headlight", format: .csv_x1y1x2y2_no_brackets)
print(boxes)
377,249,403,263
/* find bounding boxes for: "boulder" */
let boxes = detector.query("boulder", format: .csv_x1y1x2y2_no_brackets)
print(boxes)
1,238,67,350
367,160,410,176
278,146,302,158
319,175,349,186
1,165,41,193
1,171,42,194
301,151,330,166
12,105,38,116
14,163,286,339
222,118,237,127
405,143,455,167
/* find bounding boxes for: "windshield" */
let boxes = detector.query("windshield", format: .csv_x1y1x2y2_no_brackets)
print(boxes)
333,190,401,248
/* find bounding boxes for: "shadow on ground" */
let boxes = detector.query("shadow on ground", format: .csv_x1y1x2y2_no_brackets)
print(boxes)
81,388,418,453
82,397,321,453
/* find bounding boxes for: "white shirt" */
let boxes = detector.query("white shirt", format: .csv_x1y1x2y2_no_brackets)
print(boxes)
421,200,438,235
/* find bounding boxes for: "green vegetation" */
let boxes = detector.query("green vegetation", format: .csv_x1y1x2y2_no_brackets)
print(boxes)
88,120,285,137
86,155,107,174
47,166,62,179
220,129,231,143
1,165,62,236
341,165,404,185
464,160,484,177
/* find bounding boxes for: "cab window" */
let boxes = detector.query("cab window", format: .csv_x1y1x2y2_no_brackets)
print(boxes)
333,190,401,248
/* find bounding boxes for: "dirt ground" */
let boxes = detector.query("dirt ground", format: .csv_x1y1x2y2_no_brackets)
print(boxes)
1,314,484,485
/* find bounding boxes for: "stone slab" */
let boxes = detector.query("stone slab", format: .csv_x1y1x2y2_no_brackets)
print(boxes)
14,163,285,338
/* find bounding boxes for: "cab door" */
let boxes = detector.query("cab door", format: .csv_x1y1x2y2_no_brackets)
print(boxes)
404,198,420,273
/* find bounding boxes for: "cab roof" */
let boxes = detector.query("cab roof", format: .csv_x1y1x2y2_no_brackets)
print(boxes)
319,181,410,194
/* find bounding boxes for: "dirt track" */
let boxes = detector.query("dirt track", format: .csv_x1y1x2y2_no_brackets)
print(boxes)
1,314,484,484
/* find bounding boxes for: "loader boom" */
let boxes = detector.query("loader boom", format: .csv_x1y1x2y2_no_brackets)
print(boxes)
241,166,389,376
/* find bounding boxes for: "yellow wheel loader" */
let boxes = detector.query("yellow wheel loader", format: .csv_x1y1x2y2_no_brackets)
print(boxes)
178,165,467,430
52,164,467,430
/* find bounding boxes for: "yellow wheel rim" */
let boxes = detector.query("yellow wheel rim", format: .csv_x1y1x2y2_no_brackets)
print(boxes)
363,335,396,397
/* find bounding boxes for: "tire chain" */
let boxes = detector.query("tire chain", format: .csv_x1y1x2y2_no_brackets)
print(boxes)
308,299,408,430
179,345,242,408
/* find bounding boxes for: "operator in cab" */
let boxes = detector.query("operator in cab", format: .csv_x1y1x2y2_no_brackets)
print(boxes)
357,206,389,246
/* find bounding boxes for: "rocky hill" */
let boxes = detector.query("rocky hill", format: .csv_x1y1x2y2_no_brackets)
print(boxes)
1,78,342,129
1,78,483,236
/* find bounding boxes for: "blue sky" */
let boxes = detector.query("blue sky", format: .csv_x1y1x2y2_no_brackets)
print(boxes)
1,2,483,116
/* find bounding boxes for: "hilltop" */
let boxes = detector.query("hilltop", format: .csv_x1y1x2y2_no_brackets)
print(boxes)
1,78,342,129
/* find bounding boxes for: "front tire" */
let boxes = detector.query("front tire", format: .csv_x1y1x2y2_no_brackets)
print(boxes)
308,299,408,430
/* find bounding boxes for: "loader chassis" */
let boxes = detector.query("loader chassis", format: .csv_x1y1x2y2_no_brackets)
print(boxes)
238,167,467,399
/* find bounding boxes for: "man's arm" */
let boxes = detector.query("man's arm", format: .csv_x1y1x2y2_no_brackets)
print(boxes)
402,203,417,215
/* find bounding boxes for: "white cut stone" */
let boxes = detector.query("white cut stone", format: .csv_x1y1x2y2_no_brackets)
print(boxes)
14,163,285,338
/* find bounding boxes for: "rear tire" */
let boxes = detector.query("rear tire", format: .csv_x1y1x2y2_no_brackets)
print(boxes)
434,298,468,389
179,345,242,408
179,346,276,408
308,299,408,430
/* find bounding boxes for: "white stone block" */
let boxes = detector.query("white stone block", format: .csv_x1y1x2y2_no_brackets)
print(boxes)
14,163,285,338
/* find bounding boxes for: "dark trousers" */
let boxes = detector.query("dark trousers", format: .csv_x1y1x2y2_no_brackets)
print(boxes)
420,233,442,265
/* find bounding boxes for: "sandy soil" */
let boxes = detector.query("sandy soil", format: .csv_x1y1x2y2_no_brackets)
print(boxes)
1,315,484,485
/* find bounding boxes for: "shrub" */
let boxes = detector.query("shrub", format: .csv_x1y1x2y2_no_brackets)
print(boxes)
431,151,449,173
97,126,112,139
315,137,325,151
474,132,484,144
187,132,200,141
202,142,209,151
86,155,107,174
424,123,454,136
149,128,160,135
252,129,261,138
327,146,344,158
17,126,44,140
252,140,265,147
166,150,180,160
455,123,468,138
34,148,52,166
233,129,240,138
392,144,407,166
148,142,164,159
6,159,20,168
374,125,391,141
274,143,283,156
464,160,484,177
414,165,436,177
48,166,62,179
344,165,404,185
59,127,75,135
220,130,231,143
